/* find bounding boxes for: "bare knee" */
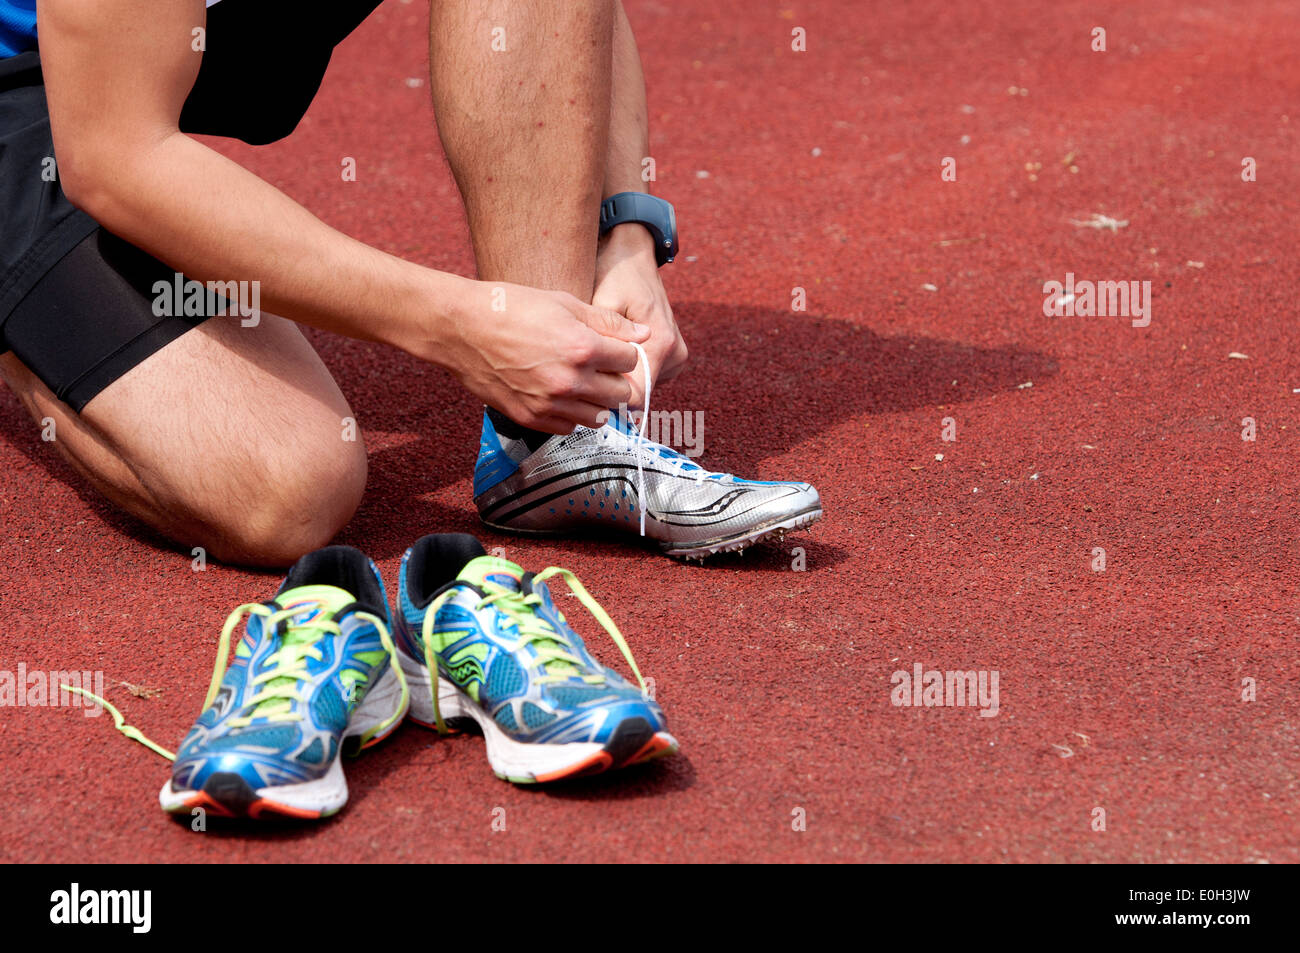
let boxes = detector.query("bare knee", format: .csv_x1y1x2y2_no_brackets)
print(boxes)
201,438,368,568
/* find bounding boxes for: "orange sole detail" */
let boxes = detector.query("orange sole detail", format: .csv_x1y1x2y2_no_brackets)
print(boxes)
246,799,323,820
534,750,615,783
623,732,679,768
177,792,237,819
406,714,460,734
358,718,404,750
177,791,323,821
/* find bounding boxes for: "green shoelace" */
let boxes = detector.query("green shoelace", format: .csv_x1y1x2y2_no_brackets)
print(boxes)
419,566,647,734
63,601,409,760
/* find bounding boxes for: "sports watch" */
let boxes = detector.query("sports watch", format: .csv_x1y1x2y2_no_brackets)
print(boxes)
598,191,678,266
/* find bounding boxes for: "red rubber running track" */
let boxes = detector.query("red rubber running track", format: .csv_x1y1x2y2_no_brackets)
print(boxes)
2,0,1297,862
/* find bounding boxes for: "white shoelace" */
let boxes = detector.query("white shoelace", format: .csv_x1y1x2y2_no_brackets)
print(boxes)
617,342,714,533
631,342,651,535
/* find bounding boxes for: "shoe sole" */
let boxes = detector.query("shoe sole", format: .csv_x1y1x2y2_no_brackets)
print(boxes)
478,505,822,560
157,666,409,820
399,655,678,783
661,506,823,559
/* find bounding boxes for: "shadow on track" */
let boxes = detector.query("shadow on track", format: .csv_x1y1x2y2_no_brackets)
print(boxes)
0,302,1056,564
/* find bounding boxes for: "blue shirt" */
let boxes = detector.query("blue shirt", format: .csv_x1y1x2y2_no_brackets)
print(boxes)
0,0,37,57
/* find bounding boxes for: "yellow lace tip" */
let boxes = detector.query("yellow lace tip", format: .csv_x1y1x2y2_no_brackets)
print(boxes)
61,684,175,762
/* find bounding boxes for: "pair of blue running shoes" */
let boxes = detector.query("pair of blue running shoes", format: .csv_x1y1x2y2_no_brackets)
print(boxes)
158,535,676,820
144,405,821,819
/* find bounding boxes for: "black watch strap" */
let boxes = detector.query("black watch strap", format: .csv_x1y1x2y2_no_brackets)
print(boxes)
599,192,678,266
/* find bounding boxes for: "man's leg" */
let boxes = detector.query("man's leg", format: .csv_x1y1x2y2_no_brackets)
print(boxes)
429,0,614,301
431,0,682,409
0,236,366,567
429,0,824,557
1,314,365,567
430,0,619,449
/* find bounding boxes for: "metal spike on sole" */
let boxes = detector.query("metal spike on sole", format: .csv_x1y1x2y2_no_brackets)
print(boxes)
665,509,821,561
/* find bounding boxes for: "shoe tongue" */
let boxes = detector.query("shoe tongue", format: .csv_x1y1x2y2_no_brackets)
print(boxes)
457,555,526,593
607,407,638,436
275,584,355,636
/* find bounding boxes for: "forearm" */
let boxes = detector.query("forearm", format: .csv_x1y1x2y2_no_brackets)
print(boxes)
70,131,468,363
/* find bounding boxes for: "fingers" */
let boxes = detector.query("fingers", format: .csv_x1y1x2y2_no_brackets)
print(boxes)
572,302,651,344
516,400,612,435
582,334,640,375
549,399,614,429
657,363,684,383
561,366,631,408
550,296,641,375
537,358,631,420
524,414,582,436
658,335,689,382
623,367,647,410
621,331,686,405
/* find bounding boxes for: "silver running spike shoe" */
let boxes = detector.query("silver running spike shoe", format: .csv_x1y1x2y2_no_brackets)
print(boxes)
473,409,822,559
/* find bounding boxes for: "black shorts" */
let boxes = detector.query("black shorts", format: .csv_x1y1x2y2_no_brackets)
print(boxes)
0,0,384,412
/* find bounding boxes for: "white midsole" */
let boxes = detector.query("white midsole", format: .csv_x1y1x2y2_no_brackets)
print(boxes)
158,665,409,815
399,654,603,780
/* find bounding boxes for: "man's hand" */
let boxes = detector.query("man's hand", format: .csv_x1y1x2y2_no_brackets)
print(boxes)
593,223,688,407
440,282,649,435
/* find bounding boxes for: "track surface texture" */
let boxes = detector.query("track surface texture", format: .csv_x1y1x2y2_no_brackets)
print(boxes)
2,0,1297,863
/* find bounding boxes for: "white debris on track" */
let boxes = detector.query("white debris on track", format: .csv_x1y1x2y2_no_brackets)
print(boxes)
1070,213,1129,231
